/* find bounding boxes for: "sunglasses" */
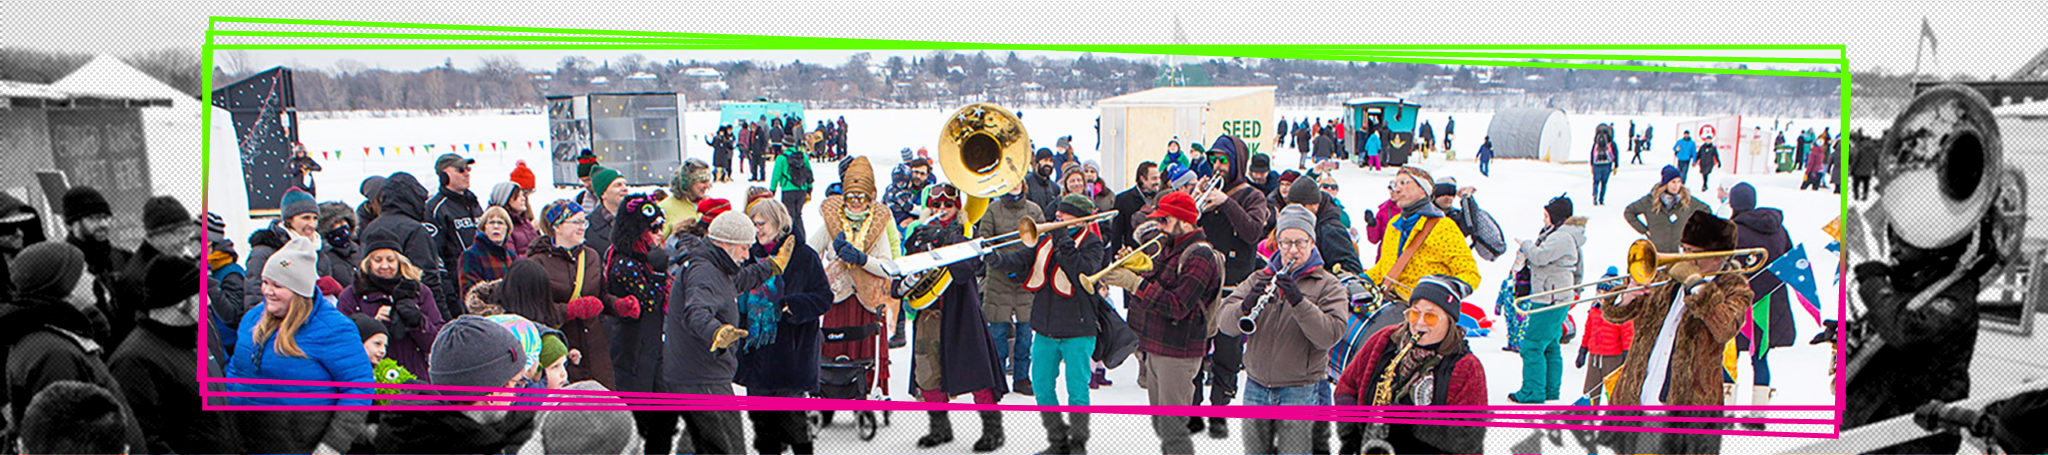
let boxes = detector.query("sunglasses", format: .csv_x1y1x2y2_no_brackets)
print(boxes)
1404,308,1444,326
1321,184,1340,191
845,192,872,203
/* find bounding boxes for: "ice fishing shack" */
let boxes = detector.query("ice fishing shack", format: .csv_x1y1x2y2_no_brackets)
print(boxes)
1097,86,1276,189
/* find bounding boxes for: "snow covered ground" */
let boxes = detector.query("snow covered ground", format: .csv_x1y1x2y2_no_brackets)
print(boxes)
207,107,1846,454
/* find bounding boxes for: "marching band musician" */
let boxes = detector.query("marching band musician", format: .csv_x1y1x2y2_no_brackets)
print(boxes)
983,194,1107,455
1215,205,1351,455
1095,191,1221,455
1333,274,1487,455
812,157,905,390
900,183,1009,453
979,182,1046,395
1598,211,1752,454
1190,135,1273,438
1362,166,1482,334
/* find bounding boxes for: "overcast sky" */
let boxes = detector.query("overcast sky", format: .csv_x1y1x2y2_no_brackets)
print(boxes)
6,1,2044,79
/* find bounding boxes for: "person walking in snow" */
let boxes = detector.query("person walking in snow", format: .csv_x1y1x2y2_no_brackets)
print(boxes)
1591,125,1619,205
1697,136,1722,192
1673,131,1697,185
1477,136,1495,177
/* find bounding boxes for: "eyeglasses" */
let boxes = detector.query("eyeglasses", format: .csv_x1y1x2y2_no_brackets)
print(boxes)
1278,239,1314,250
561,218,589,226
1404,308,1444,326
1320,184,1340,191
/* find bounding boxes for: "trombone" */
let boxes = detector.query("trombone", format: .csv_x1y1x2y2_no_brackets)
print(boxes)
1077,237,1165,293
1514,239,1769,316
890,211,1118,276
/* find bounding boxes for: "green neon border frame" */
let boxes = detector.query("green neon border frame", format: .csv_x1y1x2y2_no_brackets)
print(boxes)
198,15,1855,435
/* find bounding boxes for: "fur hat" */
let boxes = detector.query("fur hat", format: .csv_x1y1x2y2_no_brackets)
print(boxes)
1409,274,1473,309
318,202,356,235
141,196,190,236
1681,210,1737,252
707,211,755,245
509,160,537,190
428,315,527,397
466,279,504,316
1287,175,1321,206
60,187,112,224
842,157,877,197
1148,191,1199,225
1276,205,1317,238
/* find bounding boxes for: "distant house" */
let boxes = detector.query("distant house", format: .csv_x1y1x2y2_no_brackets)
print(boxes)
683,67,722,78
625,72,659,81
590,76,611,85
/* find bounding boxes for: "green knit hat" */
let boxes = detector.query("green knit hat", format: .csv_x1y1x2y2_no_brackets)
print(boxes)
591,166,623,195
538,333,567,369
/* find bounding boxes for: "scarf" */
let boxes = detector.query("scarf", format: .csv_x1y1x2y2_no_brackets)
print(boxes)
1266,247,1326,279
1391,339,1446,405
1393,199,1445,247
738,238,786,352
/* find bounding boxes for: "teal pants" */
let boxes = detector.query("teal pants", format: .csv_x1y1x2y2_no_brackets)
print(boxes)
1031,335,1096,406
1512,309,1567,402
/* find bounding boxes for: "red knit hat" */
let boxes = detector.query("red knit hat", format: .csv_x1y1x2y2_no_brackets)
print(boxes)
510,160,536,190
1148,191,1199,225
697,198,733,219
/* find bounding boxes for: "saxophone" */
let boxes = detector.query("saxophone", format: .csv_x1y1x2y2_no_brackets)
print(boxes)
1362,329,1421,455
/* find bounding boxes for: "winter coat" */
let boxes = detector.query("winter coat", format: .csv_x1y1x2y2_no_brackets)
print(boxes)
985,226,1106,338
228,296,376,405
0,297,149,451
1312,134,1337,161
663,235,750,388
1217,265,1350,387
242,219,296,308
710,131,735,168
1248,170,1281,197
901,220,1008,395
1847,259,1978,438
1315,194,1365,275
374,392,538,454
1621,189,1710,253
1025,171,1061,220
1199,137,1275,284
1128,231,1222,358
460,232,517,299
584,206,616,263
1582,305,1635,356
320,237,359,289
527,238,620,389
810,197,903,309
1364,131,1382,157
1732,208,1794,350
771,148,813,192
1365,199,1399,247
1699,143,1722,171
1519,218,1587,307
336,276,445,382
1478,141,1494,161
209,262,248,361
1807,138,1831,171
111,318,239,455
1600,271,1751,406
428,186,484,292
978,196,1044,321
1674,137,1697,162
506,209,541,259
1334,324,1486,454
734,237,834,393
1109,187,1158,253
1365,204,1482,295
363,173,450,312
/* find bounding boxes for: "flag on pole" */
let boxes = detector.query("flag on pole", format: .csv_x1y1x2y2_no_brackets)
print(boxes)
410,146,417,154
1768,244,1823,324
364,147,371,156
1921,17,1940,60
379,147,386,155
464,144,471,152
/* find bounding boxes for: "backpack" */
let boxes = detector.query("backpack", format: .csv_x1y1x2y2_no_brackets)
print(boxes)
1462,196,1508,261
786,147,814,187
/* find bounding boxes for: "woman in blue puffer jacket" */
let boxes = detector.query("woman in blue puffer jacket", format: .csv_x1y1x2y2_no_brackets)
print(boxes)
227,237,375,453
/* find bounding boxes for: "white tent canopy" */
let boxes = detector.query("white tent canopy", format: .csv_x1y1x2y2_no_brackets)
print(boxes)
52,54,207,223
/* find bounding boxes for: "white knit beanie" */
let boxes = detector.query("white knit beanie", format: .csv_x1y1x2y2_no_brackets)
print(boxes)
263,237,321,297
706,211,755,245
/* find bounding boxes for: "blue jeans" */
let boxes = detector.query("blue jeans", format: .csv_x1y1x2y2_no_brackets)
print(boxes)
1030,335,1096,406
1592,164,1612,204
1676,160,1692,183
989,322,1034,383
1243,379,1331,455
1479,157,1491,176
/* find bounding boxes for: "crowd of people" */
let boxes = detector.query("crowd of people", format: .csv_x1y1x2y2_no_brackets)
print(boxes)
0,108,1849,454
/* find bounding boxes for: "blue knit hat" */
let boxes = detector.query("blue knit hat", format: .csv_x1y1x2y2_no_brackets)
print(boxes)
280,187,317,220
1659,165,1682,187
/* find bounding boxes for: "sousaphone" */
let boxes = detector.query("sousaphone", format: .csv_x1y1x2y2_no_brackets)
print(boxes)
897,104,1035,305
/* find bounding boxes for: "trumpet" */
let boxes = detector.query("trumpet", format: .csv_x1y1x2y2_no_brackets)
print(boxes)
1238,260,1293,335
1515,239,1769,316
1078,238,1164,293
890,211,1118,277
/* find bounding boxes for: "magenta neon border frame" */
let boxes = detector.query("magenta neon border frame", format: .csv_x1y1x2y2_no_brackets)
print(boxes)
193,26,1852,440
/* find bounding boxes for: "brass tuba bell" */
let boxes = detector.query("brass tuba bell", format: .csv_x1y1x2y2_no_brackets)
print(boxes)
937,103,1033,201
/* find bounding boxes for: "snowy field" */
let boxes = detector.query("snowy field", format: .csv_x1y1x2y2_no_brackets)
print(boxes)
205,107,1847,454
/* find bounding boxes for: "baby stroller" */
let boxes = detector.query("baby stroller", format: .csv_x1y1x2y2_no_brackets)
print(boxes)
811,313,893,441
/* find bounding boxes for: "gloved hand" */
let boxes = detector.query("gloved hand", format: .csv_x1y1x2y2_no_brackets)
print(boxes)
1245,275,1274,311
393,298,424,327
769,237,797,274
1276,272,1303,305
711,324,750,351
613,296,641,319
1101,268,1145,290
567,296,604,320
315,277,344,298
833,233,868,266
1576,346,1590,369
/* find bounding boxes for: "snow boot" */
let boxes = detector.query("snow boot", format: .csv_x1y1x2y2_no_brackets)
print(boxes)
918,410,954,448
1068,412,1091,455
1187,412,1206,433
973,411,1005,453
1037,412,1070,455
1014,378,1034,396
1206,416,1228,439
1743,386,1774,431
1089,367,1110,389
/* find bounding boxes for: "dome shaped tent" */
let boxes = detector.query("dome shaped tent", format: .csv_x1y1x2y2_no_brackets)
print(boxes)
1486,108,1574,163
